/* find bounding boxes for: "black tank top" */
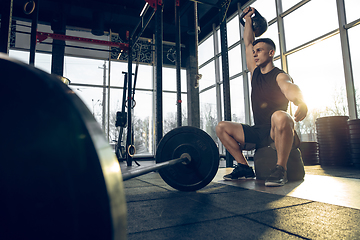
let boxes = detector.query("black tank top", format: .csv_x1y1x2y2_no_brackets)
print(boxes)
251,67,289,125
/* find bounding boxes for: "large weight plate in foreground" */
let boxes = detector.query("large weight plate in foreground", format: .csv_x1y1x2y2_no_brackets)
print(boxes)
0,54,126,240
156,126,219,191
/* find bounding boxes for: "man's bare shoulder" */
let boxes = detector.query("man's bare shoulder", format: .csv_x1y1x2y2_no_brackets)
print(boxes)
276,71,293,83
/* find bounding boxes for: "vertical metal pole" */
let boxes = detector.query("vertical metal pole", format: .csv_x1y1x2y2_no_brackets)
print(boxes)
237,3,251,125
275,0,288,74
175,0,182,127
107,31,112,142
213,23,224,153
220,4,233,167
155,4,163,147
127,39,133,166
336,0,357,119
0,0,13,54
186,2,200,128
213,23,222,124
29,0,39,65
102,62,107,132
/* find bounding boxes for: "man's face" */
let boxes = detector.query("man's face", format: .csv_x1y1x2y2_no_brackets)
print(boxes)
252,42,274,67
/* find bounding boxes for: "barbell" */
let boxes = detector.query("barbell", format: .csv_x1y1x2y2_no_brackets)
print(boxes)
0,53,219,239
123,125,219,192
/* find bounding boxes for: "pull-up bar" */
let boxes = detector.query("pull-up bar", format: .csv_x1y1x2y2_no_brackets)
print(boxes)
36,31,129,51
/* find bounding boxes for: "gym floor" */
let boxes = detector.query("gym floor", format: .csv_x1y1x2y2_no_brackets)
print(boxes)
120,160,360,239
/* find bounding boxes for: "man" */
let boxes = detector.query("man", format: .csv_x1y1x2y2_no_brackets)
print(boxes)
216,7,308,187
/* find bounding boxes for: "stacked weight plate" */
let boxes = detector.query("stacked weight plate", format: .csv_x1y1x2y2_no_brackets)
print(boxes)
315,116,352,166
299,142,319,165
348,119,360,168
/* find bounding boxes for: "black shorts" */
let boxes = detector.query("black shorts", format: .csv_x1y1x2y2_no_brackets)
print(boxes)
241,124,273,149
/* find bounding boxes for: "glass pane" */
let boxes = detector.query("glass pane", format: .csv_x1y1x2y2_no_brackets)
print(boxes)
199,60,216,91
108,88,154,155
9,50,52,73
64,56,107,85
274,58,282,69
200,87,218,142
181,69,187,93
251,0,277,22
227,15,240,47
283,0,339,51
133,64,153,90
345,0,360,24
228,46,242,78
163,92,178,135
281,0,302,12
348,25,360,117
132,90,153,155
70,86,104,125
110,61,128,87
198,35,214,65
230,76,245,123
34,52,51,73
163,67,176,92
108,88,125,144
287,35,347,141
256,22,279,56
9,50,29,64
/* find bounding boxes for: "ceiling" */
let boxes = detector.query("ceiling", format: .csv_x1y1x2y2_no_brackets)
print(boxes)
11,0,249,44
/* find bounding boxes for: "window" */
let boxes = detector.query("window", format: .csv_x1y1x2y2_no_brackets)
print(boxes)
199,61,216,91
227,15,240,47
252,0,277,22
283,0,339,51
344,0,360,24
198,35,214,65
287,35,347,140
348,25,360,117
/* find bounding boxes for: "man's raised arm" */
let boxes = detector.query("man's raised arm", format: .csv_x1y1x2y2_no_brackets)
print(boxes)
243,7,256,75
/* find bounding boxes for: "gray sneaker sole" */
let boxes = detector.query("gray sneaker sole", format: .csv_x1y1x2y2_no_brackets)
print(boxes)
223,176,255,181
265,180,287,187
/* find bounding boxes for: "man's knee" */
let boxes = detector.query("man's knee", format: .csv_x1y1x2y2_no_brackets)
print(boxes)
216,121,227,137
271,111,294,131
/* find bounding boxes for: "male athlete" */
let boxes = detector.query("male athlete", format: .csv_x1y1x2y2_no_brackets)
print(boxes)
216,7,308,186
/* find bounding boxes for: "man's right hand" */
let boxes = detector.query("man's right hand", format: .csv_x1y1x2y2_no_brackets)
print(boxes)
243,7,255,22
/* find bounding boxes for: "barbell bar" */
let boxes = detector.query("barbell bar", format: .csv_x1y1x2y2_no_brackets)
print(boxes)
121,153,191,181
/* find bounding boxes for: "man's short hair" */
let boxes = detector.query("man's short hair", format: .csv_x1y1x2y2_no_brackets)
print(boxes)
253,38,276,51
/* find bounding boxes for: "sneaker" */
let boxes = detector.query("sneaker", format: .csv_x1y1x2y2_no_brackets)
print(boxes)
265,165,288,187
223,164,255,180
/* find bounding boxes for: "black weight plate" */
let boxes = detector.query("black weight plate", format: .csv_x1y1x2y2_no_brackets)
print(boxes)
347,119,360,125
350,138,360,144
349,129,360,135
315,116,349,123
316,137,350,143
316,126,349,132
348,124,360,130
0,54,126,240
350,134,360,140
350,148,360,153
156,126,219,192
317,144,350,150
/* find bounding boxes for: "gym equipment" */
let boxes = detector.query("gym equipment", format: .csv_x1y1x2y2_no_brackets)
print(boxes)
316,116,352,166
156,126,219,191
239,8,268,37
348,119,360,168
0,54,127,240
254,146,305,181
123,126,220,192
